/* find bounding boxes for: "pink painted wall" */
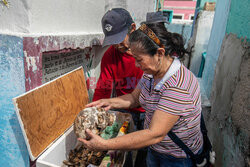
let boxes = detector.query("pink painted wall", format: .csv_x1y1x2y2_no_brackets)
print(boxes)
164,1,196,20
23,34,103,91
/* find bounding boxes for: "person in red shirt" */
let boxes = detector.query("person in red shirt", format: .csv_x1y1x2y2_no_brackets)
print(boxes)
93,45,144,113
93,8,146,167
93,8,144,115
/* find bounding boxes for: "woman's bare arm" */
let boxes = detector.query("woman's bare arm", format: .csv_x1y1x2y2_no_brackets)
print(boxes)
78,110,179,151
86,87,141,111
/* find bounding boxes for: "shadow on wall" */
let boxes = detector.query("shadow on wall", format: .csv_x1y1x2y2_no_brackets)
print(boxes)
9,113,29,165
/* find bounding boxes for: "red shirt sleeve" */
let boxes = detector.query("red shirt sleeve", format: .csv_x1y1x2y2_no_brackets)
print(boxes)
92,47,114,101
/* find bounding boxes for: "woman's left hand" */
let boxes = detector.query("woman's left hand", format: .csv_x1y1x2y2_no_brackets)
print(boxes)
86,99,112,111
78,129,107,151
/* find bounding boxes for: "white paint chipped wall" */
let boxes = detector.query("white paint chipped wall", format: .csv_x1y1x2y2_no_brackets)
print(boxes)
28,0,105,34
0,0,30,33
105,0,155,26
0,0,105,34
0,0,154,35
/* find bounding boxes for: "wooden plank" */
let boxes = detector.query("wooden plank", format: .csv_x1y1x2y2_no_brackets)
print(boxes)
13,67,89,159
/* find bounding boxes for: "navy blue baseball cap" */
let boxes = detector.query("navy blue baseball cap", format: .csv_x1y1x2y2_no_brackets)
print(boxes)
101,8,134,47
146,11,169,24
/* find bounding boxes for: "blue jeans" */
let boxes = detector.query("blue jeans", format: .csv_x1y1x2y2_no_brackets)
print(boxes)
146,148,194,167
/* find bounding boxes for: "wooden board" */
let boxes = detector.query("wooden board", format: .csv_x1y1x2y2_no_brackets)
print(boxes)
13,67,89,160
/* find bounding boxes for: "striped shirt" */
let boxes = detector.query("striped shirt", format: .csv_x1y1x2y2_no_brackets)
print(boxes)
138,58,203,158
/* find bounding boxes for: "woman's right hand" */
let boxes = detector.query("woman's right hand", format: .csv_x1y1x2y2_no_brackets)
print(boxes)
86,99,112,111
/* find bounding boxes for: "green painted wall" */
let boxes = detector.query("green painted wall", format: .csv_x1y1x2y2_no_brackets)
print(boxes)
226,0,250,40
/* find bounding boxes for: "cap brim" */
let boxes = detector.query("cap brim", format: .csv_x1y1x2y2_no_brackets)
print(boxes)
146,19,170,24
102,28,128,47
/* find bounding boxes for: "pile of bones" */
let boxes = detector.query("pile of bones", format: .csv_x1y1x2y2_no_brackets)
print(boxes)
63,107,116,167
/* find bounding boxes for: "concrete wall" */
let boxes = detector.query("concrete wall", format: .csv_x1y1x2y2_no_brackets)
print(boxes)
189,11,214,76
0,35,29,166
28,0,105,34
127,0,155,25
201,0,250,166
0,0,154,34
202,0,250,98
105,0,155,26
206,34,249,167
0,0,30,33
0,0,105,34
201,0,231,98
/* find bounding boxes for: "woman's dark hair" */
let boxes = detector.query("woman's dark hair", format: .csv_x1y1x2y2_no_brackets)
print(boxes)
129,22,188,59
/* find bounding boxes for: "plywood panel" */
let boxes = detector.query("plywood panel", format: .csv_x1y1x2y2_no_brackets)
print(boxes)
14,67,89,159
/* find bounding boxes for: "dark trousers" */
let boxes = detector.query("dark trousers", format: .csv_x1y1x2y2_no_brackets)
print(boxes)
117,110,147,167
132,112,147,167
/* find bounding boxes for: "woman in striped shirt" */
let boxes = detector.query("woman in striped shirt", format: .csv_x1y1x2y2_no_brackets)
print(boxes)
79,22,203,167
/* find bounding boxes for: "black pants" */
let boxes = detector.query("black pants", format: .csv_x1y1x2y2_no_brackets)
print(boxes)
115,110,147,167
133,113,147,167
128,112,147,167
